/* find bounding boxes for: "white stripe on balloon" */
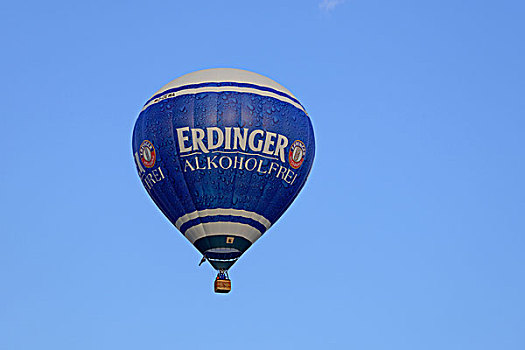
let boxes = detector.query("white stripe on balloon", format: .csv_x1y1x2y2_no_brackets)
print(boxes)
184,222,263,244
175,208,271,230
141,85,307,114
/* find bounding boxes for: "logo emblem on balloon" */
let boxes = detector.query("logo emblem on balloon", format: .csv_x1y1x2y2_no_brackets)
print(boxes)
289,140,306,169
139,140,156,168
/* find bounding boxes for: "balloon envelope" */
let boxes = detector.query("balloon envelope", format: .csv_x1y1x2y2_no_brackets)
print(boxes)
132,68,315,270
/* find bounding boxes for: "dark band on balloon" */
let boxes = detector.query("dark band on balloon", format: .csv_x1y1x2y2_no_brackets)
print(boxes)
194,235,252,255
194,235,253,270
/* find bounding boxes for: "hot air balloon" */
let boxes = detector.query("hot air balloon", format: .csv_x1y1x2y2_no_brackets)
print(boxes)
132,68,315,293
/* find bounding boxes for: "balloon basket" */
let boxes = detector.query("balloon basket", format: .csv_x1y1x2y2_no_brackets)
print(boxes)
214,277,231,294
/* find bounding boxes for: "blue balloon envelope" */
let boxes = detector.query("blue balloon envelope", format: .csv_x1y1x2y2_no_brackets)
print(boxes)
132,68,315,272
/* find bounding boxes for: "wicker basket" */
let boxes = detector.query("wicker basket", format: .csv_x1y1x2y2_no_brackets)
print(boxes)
214,279,231,293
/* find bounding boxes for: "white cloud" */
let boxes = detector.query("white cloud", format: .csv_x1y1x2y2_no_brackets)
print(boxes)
319,0,345,11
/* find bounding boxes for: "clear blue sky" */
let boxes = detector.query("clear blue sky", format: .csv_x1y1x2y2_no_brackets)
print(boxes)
1,1,524,349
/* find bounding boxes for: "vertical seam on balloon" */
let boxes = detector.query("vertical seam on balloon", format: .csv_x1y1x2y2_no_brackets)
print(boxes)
199,93,218,252
154,109,187,230
275,115,314,222
252,94,276,228
277,115,312,221
140,111,174,224
228,91,241,234
176,96,205,243
253,98,292,230
193,94,213,252
164,101,196,235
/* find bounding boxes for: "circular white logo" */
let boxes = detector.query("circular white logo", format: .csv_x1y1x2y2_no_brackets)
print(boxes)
139,140,156,168
288,140,306,169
